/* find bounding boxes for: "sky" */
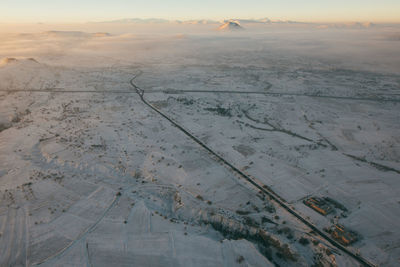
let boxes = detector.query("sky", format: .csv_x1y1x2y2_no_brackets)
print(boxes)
0,0,399,23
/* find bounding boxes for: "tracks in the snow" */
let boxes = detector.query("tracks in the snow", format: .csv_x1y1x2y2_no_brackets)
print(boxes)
0,207,28,266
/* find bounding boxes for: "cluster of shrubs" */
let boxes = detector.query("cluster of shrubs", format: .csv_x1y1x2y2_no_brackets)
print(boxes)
204,105,232,117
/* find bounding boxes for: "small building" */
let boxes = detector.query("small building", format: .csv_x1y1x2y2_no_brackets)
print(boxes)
303,197,333,216
327,224,358,246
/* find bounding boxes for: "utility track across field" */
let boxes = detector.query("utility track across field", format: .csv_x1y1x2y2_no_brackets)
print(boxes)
0,88,399,103
129,73,376,267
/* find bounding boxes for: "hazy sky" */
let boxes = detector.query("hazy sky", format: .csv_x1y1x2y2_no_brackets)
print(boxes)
1,0,399,23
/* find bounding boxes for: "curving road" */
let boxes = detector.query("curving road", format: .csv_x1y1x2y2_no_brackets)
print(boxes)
143,89,400,103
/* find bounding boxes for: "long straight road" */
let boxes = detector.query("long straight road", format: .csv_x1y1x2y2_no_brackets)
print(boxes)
129,73,376,267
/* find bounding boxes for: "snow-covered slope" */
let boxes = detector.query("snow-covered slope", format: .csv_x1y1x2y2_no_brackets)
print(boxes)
218,21,244,31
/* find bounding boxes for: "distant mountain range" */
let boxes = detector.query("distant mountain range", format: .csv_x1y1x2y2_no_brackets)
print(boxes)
96,18,303,25
316,22,375,29
95,18,377,29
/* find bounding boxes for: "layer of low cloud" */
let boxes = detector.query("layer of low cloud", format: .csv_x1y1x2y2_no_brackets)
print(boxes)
0,22,399,74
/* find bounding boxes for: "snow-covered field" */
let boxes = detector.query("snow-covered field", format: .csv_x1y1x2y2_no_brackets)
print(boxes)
0,23,399,266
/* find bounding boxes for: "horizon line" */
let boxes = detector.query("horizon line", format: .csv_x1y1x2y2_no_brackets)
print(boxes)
1,17,400,25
